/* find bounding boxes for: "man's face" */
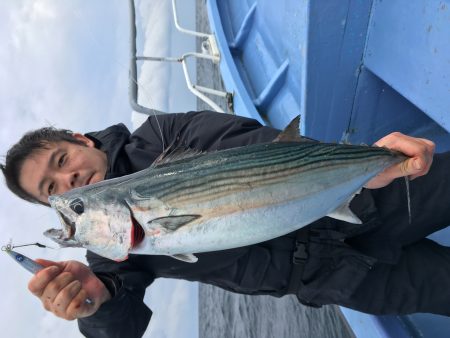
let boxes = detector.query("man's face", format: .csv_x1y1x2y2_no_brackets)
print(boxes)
19,134,107,204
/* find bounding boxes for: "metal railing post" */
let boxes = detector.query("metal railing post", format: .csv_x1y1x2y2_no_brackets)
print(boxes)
128,0,233,115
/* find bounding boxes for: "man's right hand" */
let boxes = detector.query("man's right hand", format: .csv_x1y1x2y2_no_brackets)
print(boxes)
28,259,112,320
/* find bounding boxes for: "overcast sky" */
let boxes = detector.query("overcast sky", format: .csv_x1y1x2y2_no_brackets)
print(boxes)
0,1,198,337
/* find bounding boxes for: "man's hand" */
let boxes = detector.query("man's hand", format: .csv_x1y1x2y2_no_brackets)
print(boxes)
28,259,111,320
365,132,435,189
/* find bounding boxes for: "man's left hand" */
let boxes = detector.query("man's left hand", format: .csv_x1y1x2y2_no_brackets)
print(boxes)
365,132,435,189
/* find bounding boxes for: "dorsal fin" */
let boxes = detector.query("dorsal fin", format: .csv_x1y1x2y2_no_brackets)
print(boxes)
151,147,204,168
151,135,204,168
273,115,317,143
147,214,201,231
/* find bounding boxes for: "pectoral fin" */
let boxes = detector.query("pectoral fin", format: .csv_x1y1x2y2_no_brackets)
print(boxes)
327,202,362,224
125,194,201,234
170,253,198,263
149,215,201,231
124,194,171,230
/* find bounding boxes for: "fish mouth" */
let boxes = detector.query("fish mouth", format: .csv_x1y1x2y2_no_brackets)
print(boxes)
130,215,145,249
58,210,76,238
43,210,81,248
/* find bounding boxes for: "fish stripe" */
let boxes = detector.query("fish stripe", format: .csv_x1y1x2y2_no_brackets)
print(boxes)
136,143,396,204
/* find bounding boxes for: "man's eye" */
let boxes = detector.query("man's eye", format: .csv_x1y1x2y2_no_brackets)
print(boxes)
48,183,54,195
58,154,66,167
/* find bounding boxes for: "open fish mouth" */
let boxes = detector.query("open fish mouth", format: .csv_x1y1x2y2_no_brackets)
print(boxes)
57,210,76,239
43,211,81,248
131,215,145,249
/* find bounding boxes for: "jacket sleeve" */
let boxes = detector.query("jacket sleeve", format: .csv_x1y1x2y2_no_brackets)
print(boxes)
78,285,151,338
77,253,154,338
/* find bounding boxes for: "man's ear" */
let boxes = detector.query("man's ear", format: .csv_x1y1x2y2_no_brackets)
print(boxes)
72,133,95,147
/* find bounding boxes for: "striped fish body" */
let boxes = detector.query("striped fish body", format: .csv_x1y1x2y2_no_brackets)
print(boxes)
129,142,401,258
46,138,403,262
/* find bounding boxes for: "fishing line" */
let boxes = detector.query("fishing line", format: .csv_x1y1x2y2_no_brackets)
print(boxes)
405,177,412,224
10,242,54,249
1,241,55,252
72,2,167,152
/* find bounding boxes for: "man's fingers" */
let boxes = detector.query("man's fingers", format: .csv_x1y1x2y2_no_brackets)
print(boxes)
386,156,431,182
421,138,436,148
392,158,415,180
52,280,82,317
27,259,106,320
66,289,94,320
375,132,434,178
28,265,61,297
366,132,435,189
35,259,62,268
410,159,433,180
374,132,435,157
41,272,77,304
400,151,433,180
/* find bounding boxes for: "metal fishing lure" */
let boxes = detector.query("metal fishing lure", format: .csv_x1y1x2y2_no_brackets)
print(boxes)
2,241,93,305
2,242,46,274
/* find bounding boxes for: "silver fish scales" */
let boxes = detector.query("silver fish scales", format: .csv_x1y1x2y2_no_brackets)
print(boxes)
45,117,405,262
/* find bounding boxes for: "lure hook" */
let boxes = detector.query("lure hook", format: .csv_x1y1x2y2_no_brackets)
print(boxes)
1,240,55,251
1,240,13,252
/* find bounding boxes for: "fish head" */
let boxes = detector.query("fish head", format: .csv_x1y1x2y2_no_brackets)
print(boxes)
45,188,135,261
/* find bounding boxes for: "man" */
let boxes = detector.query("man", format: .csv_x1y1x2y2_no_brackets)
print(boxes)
2,110,445,338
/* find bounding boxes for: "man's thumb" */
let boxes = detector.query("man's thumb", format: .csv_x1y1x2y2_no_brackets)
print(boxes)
401,158,423,175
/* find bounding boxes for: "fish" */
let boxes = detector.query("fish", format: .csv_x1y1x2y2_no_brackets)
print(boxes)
2,242,94,304
44,117,405,263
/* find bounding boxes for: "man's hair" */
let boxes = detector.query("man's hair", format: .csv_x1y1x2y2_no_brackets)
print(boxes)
0,127,85,206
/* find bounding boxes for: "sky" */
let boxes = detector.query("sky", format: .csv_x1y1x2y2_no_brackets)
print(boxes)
0,1,198,337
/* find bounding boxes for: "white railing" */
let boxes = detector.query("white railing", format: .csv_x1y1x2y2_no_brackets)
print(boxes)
128,0,233,115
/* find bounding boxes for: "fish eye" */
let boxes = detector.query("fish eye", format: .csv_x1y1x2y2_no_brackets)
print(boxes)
69,198,84,215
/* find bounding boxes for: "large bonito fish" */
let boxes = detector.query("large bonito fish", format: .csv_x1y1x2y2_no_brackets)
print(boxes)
45,117,405,262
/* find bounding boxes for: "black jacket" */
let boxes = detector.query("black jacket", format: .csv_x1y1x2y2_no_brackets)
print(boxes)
78,111,380,337
78,111,301,337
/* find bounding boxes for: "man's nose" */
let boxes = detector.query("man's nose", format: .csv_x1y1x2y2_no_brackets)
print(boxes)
70,172,80,188
58,172,80,192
